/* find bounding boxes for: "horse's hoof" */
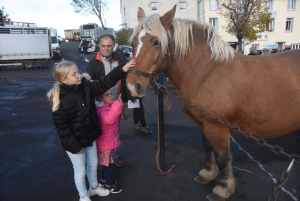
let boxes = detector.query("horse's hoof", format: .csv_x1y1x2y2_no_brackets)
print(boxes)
194,175,210,184
206,193,227,201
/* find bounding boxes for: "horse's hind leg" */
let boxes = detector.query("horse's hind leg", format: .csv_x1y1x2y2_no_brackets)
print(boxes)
205,128,236,201
194,132,219,184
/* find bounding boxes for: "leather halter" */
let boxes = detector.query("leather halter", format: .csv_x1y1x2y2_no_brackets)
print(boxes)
128,47,170,87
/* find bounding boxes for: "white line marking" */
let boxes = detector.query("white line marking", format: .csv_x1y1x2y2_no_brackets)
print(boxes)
231,136,297,201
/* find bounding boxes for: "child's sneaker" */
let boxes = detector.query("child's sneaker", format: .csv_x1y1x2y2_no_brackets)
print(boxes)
89,184,110,197
105,183,122,194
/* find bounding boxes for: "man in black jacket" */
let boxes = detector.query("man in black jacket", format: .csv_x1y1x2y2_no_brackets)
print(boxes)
53,47,64,64
115,44,130,65
86,34,126,167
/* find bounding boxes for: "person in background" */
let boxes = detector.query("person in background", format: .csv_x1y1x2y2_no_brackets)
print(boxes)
79,44,85,61
95,90,123,194
53,47,64,64
114,44,130,119
86,34,126,168
47,60,135,201
114,44,130,65
132,97,153,134
271,47,278,54
248,47,257,55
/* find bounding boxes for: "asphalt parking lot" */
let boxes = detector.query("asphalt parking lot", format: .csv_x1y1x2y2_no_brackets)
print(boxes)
0,42,299,201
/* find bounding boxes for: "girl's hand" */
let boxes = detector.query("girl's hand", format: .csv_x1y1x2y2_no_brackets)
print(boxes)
122,59,136,72
118,94,123,103
76,148,84,154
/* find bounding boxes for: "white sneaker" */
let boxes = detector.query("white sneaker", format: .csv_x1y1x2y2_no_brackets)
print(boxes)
89,184,110,197
79,195,91,201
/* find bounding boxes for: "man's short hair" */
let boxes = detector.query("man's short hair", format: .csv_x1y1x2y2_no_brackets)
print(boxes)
118,44,123,46
99,34,115,45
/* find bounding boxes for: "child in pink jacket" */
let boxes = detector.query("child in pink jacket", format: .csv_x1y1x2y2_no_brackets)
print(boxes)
95,90,123,194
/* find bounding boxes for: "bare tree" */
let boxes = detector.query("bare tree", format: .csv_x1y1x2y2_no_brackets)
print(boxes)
218,0,271,52
70,0,109,28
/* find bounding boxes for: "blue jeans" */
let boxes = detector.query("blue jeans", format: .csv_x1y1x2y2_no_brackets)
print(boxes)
80,53,84,61
67,141,99,197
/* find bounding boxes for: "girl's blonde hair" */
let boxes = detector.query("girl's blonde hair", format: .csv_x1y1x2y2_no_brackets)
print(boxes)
47,61,76,112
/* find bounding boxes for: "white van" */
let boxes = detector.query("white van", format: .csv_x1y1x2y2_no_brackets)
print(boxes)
49,27,59,51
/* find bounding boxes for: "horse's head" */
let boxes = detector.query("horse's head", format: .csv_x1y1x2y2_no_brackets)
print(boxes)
127,5,177,98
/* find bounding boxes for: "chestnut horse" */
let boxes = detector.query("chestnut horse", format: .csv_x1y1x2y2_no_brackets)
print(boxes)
126,5,300,201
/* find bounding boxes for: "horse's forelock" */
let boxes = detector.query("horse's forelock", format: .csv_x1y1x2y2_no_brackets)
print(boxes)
131,14,168,55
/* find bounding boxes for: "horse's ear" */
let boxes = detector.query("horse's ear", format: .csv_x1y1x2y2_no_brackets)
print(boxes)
160,5,177,28
137,7,146,21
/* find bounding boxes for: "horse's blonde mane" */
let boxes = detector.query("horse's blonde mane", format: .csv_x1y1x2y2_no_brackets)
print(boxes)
131,15,235,63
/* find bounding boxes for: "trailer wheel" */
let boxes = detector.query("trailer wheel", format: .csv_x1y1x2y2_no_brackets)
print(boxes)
23,61,34,68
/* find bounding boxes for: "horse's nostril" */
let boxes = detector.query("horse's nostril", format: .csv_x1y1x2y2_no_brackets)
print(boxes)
135,82,142,93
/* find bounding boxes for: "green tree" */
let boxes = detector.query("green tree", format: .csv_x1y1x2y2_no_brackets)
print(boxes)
218,0,271,52
0,6,10,25
70,0,109,28
114,28,133,46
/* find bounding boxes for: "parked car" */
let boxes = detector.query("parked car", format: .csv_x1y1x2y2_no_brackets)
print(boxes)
79,36,96,53
57,36,65,44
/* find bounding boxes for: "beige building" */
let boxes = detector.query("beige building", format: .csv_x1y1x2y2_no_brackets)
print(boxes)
120,0,299,54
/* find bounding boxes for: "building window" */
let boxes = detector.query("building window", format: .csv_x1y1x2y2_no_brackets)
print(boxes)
286,18,293,31
209,18,218,32
151,2,158,12
210,0,218,11
287,0,295,10
265,0,273,10
179,2,186,11
266,18,274,32
291,44,300,49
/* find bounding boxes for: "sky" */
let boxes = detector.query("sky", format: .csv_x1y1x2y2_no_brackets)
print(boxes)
2,0,121,36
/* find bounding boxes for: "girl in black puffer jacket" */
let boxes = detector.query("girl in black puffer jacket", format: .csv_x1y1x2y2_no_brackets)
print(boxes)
47,60,135,201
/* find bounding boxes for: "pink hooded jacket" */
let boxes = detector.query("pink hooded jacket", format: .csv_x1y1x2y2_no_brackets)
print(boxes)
96,100,124,152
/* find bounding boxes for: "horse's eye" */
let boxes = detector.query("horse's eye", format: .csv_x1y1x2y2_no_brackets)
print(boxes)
154,40,160,47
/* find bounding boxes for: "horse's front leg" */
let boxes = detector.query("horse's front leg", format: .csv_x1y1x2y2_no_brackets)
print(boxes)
205,125,236,201
194,131,219,184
